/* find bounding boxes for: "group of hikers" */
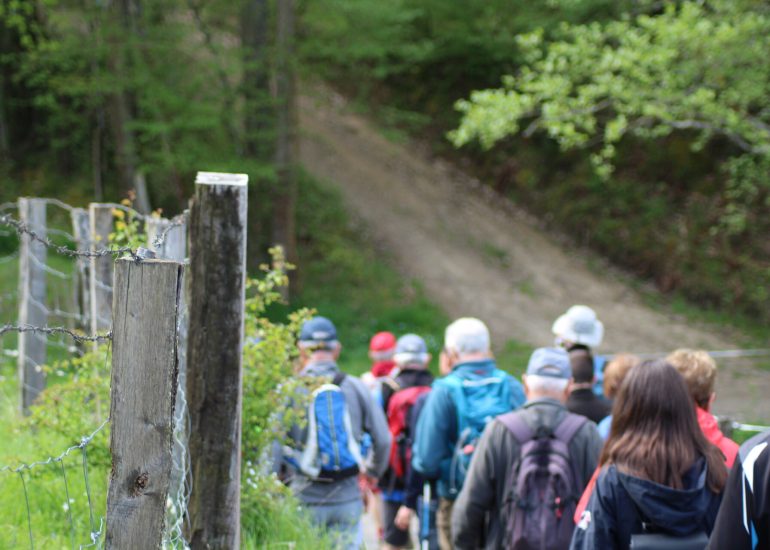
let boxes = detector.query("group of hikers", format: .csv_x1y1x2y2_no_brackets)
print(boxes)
271,305,769,549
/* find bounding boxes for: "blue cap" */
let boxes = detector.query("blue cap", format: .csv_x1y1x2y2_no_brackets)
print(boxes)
526,347,571,379
299,316,338,347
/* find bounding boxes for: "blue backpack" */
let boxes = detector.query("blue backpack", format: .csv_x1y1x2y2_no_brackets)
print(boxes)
288,372,364,480
439,368,514,496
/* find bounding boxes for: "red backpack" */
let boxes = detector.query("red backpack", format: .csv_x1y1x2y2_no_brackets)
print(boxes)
387,385,431,478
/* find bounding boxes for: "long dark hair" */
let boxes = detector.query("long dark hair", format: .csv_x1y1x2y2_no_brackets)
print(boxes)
600,359,727,492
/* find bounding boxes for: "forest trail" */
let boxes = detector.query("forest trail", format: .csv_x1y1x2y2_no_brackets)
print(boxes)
298,85,768,421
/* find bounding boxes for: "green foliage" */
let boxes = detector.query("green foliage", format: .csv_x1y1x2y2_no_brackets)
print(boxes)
451,2,770,176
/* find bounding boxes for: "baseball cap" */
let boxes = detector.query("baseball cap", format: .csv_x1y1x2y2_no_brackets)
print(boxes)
526,347,572,379
299,316,339,349
445,317,491,354
394,334,429,366
552,305,604,348
369,331,397,352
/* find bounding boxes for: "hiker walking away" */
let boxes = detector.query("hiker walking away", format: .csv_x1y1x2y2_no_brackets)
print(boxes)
571,360,727,550
708,428,770,549
279,316,391,550
565,348,611,423
667,349,739,468
412,317,525,550
379,334,435,549
360,330,398,541
452,347,602,550
552,305,606,396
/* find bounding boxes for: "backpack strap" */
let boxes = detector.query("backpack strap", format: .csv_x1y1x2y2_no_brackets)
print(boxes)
553,413,588,445
496,412,534,444
332,371,346,386
381,377,401,393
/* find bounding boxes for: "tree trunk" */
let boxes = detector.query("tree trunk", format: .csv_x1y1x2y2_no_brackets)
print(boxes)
273,0,298,294
241,0,273,271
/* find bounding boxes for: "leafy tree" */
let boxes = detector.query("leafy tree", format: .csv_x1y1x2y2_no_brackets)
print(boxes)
451,1,770,223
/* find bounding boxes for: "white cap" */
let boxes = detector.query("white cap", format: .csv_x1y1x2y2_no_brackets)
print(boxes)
552,305,604,348
445,317,490,354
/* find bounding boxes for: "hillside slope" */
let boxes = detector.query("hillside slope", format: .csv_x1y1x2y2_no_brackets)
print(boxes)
298,85,767,421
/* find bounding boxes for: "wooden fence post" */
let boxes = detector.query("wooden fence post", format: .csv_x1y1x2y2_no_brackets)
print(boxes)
185,172,248,549
146,217,187,262
105,257,183,549
147,215,189,526
89,203,114,339
71,207,91,334
17,197,47,413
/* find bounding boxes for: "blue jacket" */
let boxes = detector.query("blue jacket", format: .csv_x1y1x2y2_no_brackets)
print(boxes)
570,458,722,549
411,359,525,499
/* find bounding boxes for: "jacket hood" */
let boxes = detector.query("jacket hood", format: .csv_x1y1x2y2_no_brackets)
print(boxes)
451,359,498,379
616,458,714,536
300,360,339,378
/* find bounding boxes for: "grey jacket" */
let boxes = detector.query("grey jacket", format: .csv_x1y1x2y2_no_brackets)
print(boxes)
285,360,391,505
452,398,603,549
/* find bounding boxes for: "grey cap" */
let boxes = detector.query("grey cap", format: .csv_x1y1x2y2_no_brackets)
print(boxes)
394,333,429,366
526,347,572,379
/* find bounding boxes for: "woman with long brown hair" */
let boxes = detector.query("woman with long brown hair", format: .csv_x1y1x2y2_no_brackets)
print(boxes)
570,360,727,549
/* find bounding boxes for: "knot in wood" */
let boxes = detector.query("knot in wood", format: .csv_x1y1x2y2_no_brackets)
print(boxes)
131,472,149,497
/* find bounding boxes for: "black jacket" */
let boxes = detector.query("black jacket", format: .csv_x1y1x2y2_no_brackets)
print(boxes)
566,388,611,424
708,429,770,549
570,458,722,550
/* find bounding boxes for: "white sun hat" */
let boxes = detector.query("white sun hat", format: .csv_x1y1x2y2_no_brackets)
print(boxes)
551,305,604,348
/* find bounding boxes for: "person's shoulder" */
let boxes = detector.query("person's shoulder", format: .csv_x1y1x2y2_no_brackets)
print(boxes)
737,429,770,467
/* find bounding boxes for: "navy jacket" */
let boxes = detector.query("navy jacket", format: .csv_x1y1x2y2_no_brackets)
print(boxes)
570,458,722,549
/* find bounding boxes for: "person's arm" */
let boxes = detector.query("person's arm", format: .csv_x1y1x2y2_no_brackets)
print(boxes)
359,379,392,478
452,421,502,550
708,455,751,548
578,423,603,486
412,387,455,477
570,470,619,550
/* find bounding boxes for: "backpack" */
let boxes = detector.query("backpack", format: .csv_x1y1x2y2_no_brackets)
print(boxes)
387,385,432,478
440,369,513,496
498,412,588,550
290,372,364,480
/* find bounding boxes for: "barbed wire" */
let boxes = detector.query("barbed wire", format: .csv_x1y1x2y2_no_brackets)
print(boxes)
0,324,111,343
0,213,140,260
151,211,188,250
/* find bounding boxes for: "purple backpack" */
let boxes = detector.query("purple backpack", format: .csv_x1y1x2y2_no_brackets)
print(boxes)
497,412,587,550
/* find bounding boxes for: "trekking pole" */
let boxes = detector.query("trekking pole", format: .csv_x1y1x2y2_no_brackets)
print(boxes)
421,481,431,550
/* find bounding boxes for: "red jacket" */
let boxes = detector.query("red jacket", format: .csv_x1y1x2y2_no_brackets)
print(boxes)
574,406,739,524
697,406,738,468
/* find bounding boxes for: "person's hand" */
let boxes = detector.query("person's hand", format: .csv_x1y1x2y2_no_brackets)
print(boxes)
394,505,413,531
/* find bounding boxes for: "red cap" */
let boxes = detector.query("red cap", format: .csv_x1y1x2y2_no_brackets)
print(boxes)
369,331,396,352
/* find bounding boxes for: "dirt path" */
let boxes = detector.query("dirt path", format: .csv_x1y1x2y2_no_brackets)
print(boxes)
298,86,768,421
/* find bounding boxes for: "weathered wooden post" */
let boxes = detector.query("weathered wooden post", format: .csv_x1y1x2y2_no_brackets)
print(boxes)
146,216,187,262
147,215,189,531
89,203,114,339
105,257,183,549
185,172,247,549
17,197,47,413
71,207,91,334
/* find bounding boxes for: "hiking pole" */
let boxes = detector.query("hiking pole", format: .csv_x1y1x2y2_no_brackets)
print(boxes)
421,481,431,550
